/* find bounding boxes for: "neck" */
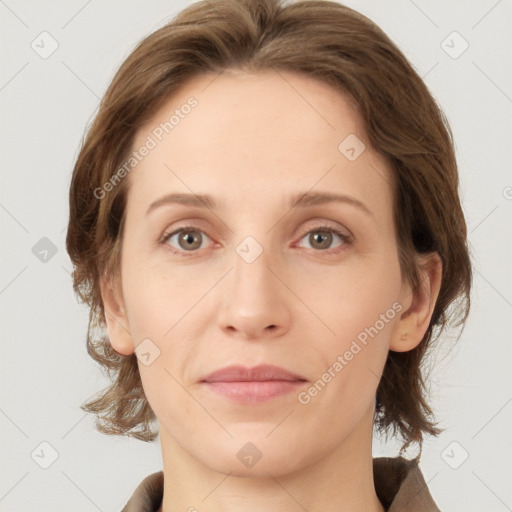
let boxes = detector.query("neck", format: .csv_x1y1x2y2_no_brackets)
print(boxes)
157,405,385,512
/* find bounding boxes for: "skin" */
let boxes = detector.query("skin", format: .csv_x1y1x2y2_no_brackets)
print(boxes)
101,69,442,512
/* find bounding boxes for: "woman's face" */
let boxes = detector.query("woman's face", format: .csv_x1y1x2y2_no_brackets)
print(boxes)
104,69,416,476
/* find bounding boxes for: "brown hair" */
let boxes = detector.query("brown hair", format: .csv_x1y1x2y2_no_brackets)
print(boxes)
66,0,472,455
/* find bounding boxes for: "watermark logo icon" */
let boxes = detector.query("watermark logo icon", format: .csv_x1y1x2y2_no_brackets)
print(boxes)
237,442,263,468
338,134,366,161
31,31,59,59
441,441,469,469
31,441,59,469
441,31,469,59
236,236,263,264
135,338,161,366
32,237,58,263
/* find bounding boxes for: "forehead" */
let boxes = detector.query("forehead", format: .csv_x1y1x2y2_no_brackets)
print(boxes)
134,68,364,153
126,69,393,218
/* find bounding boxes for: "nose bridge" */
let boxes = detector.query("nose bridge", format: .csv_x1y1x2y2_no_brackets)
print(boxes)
232,231,277,306
229,208,277,286
217,224,290,337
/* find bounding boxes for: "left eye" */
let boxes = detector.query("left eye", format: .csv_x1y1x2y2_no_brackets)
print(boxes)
296,226,350,252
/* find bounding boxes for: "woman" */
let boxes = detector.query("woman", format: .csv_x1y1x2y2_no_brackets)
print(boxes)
65,0,472,510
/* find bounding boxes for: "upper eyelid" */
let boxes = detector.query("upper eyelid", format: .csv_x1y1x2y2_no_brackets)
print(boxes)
162,220,350,235
161,215,351,234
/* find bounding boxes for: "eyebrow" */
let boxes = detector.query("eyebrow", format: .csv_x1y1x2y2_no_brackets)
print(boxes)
145,191,373,217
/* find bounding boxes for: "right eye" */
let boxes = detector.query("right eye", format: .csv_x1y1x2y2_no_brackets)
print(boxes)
160,225,213,255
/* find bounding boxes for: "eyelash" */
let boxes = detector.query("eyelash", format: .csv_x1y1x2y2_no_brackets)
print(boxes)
159,224,352,257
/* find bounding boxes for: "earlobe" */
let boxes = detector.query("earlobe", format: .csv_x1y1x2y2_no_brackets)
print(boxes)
99,274,135,356
390,252,443,353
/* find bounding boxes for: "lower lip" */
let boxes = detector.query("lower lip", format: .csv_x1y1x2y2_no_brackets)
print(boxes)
202,380,306,404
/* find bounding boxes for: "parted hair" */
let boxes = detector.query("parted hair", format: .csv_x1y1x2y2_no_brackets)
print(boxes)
66,0,472,456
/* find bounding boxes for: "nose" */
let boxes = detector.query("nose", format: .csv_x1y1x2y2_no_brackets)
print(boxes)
217,236,291,340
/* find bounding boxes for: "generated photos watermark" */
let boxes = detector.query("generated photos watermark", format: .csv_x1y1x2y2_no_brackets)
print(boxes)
297,301,403,405
93,96,198,200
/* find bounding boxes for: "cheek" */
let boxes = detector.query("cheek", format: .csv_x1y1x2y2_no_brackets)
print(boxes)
123,266,199,424
298,252,401,400
121,258,188,339
297,248,402,345
120,260,207,395
123,289,164,343
296,276,399,441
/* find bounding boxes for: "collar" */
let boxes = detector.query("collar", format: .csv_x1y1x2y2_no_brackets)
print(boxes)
122,456,440,511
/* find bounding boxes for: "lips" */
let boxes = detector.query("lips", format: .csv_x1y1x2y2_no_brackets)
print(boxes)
201,364,307,383
201,364,308,404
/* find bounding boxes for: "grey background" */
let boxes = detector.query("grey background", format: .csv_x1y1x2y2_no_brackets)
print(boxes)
1,0,511,510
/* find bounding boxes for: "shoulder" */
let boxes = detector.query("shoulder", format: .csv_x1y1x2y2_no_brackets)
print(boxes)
373,456,440,512
121,471,164,512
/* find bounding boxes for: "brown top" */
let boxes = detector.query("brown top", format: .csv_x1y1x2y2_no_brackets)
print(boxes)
121,456,440,511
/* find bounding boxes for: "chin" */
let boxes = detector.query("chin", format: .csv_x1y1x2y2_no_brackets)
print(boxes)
195,435,311,479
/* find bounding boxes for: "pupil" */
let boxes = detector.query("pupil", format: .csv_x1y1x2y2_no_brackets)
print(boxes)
312,231,331,248
182,231,198,248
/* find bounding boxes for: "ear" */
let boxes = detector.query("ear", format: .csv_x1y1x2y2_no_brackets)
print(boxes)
99,273,135,356
390,252,443,352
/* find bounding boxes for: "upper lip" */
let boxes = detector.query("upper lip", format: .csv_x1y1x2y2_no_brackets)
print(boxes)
202,364,307,383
